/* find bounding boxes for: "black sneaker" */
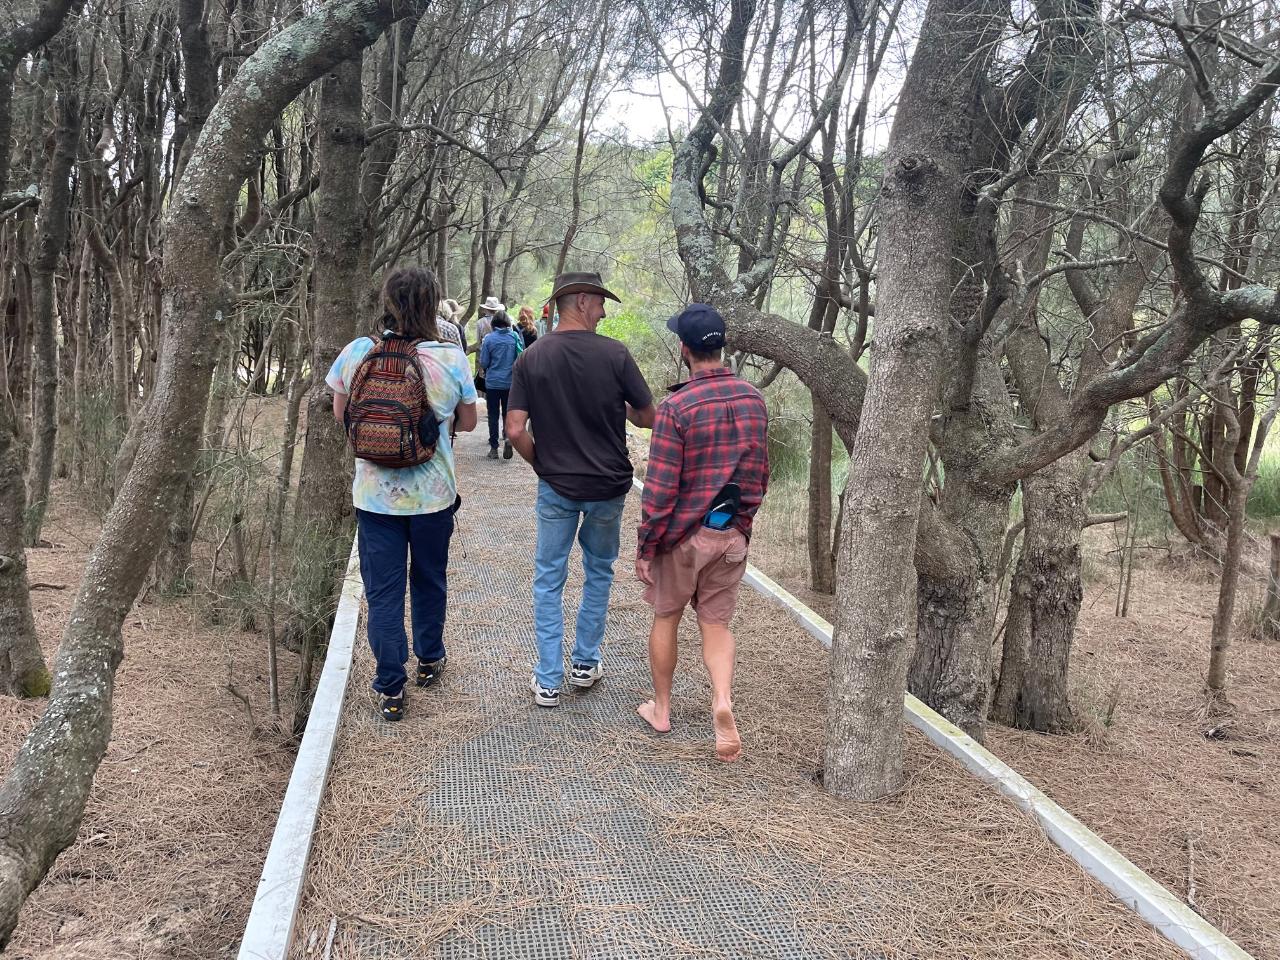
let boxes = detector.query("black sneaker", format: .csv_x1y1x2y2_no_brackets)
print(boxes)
416,657,446,688
503,439,513,459
380,691,405,722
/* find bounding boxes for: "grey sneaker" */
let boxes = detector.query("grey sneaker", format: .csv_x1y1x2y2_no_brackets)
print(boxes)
487,448,499,460
415,656,446,688
569,661,603,688
530,674,560,708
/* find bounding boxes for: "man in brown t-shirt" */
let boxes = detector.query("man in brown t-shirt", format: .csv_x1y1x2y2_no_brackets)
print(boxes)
507,271,655,708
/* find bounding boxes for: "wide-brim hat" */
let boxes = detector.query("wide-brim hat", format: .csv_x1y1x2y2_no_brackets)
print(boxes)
546,271,620,304
479,295,505,313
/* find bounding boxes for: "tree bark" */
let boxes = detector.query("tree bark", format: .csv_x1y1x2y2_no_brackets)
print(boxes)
24,31,80,546
990,451,1087,731
0,0,81,705
908,356,1015,738
807,397,835,594
1260,533,1280,641
824,0,1004,799
0,1,425,942
287,55,366,726
0,401,50,699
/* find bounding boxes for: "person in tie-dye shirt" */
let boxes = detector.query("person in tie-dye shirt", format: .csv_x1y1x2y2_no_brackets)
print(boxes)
328,267,478,722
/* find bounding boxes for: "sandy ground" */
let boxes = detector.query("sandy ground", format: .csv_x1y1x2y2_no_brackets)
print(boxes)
1,481,298,960
749,521,1280,960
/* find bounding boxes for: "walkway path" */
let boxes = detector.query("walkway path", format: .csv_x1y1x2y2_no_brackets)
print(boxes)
290,419,1183,960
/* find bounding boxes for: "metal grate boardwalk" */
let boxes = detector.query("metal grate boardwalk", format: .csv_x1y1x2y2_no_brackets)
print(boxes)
301,423,882,960
288,415,1192,960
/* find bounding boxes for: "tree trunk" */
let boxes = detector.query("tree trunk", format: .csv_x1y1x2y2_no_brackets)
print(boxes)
824,0,1004,799
1208,470,1249,694
1261,533,1280,642
807,397,835,594
24,31,79,546
0,404,50,699
54,242,84,481
990,453,1086,731
287,56,366,728
908,357,1015,739
0,2,419,941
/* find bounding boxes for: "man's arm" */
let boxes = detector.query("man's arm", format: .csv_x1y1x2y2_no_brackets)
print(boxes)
620,349,656,429
636,404,683,564
332,391,347,422
626,402,656,429
506,409,534,463
454,401,478,433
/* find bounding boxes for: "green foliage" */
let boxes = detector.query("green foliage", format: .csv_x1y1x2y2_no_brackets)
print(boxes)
75,389,126,516
1248,448,1280,519
597,308,657,348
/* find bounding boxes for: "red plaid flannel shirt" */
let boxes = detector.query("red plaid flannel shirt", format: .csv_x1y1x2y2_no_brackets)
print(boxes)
637,367,769,561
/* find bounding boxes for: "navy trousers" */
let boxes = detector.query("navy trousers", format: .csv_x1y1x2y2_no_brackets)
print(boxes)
486,388,510,448
356,507,454,695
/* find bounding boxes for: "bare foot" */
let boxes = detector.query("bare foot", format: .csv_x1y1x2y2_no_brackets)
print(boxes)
637,699,671,733
713,704,742,762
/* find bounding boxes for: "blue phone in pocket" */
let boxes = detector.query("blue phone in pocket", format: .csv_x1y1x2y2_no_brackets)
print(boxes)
702,482,741,530
704,507,735,530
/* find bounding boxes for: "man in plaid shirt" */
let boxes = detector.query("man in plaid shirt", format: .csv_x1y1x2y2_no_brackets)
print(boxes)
635,304,769,762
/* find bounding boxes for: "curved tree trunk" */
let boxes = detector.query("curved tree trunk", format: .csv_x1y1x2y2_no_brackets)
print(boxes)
25,31,80,546
909,360,1016,739
0,2,423,942
990,453,1086,731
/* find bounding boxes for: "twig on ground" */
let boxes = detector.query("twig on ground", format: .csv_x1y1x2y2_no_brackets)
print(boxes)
1185,834,1198,910
323,915,338,959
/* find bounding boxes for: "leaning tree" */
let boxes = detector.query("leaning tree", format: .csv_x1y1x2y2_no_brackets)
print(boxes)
0,0,431,942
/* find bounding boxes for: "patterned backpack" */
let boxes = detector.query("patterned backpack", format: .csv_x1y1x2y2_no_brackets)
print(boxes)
343,336,441,468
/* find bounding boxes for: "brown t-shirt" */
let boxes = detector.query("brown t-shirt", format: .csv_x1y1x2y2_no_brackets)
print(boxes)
509,329,653,501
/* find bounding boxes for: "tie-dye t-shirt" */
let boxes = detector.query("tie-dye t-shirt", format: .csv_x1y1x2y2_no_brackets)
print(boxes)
326,336,478,516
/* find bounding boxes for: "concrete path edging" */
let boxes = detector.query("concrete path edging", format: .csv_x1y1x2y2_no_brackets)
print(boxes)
238,540,363,960
728,532,1253,960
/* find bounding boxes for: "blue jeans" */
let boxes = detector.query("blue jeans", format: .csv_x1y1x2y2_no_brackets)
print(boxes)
356,507,454,695
532,480,627,688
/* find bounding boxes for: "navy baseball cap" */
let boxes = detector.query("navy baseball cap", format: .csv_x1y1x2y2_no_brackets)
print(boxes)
667,303,726,351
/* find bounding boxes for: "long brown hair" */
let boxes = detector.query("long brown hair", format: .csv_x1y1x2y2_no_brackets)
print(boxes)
379,266,440,341
517,305,535,332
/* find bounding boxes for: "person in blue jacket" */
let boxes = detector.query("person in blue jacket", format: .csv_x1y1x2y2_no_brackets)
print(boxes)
479,313,520,460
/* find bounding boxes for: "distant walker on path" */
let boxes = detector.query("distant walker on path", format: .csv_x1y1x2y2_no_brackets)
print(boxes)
635,303,769,762
506,271,656,708
479,312,520,460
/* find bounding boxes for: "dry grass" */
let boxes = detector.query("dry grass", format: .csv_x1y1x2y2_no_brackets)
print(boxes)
751,517,1280,960
1,480,299,960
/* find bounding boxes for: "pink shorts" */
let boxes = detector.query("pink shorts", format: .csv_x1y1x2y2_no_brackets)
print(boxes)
644,528,749,626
